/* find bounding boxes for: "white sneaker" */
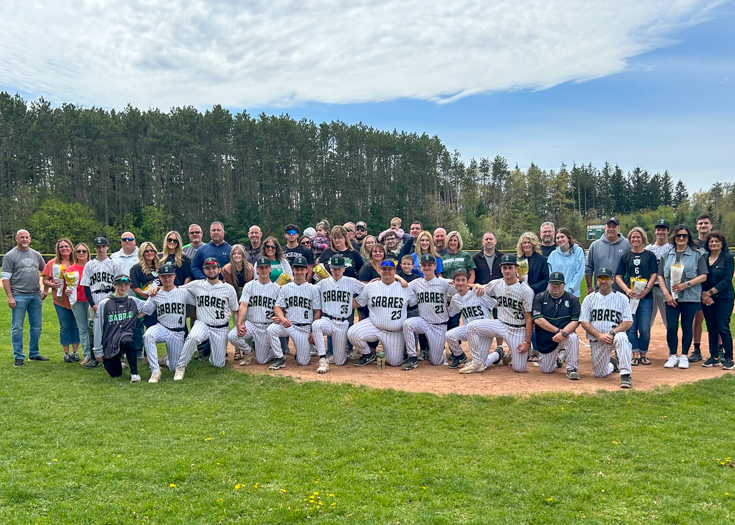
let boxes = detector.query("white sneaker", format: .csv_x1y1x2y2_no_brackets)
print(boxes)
678,355,690,369
148,370,161,383
664,355,679,368
130,374,141,383
327,355,335,364
459,361,484,374
317,357,329,374
173,366,186,381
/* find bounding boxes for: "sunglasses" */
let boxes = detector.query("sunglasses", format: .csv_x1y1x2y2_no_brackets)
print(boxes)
76,249,88,254
301,241,311,246
144,249,156,254
597,276,612,281
167,238,179,244
345,228,354,232
265,245,277,250
356,227,367,231
121,237,135,242
285,230,298,235
675,233,689,238
189,231,202,235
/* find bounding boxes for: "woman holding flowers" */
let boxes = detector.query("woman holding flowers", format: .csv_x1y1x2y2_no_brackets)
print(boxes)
42,238,80,362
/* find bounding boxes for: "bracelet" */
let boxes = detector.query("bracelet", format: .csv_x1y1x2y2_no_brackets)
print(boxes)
524,340,532,345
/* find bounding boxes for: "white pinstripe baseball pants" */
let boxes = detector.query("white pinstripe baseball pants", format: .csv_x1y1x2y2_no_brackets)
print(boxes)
179,321,230,368
312,318,349,365
590,333,632,377
144,324,185,373
538,333,580,374
228,321,275,364
267,323,312,366
347,319,404,366
446,326,468,356
467,320,528,373
403,317,447,365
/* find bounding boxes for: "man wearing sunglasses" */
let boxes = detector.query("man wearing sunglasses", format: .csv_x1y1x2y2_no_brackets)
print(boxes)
110,232,139,279
352,221,368,252
282,224,314,280
191,221,232,280
580,267,634,388
183,224,204,260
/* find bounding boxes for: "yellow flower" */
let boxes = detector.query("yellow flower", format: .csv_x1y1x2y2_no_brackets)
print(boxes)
280,489,287,493
169,483,176,488
254,483,259,488
328,494,334,497
52,459,58,462
204,437,213,442
235,484,241,490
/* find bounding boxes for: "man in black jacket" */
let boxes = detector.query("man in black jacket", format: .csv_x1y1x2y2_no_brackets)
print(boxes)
472,231,505,355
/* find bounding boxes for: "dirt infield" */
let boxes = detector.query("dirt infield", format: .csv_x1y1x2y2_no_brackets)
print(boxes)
230,318,731,395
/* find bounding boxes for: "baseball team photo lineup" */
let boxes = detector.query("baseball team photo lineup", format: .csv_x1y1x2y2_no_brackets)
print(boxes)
4,213,732,390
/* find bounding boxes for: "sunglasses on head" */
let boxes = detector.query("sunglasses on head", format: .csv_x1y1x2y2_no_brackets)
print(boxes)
167,238,179,244
121,237,135,242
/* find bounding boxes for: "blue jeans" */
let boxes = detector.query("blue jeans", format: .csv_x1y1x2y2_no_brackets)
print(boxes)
11,294,43,360
627,299,653,352
54,303,80,347
72,301,91,359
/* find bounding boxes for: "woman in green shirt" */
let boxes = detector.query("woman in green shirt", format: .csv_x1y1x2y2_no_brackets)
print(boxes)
442,231,476,330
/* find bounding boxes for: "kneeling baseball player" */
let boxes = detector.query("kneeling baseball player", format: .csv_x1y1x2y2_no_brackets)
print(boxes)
532,271,582,380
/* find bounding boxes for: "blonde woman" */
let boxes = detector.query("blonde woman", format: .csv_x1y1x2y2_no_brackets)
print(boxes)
359,235,377,264
442,231,477,330
41,238,79,362
411,231,443,277
67,243,93,365
130,241,161,359
318,225,363,278
222,244,254,298
515,232,549,294
159,230,192,286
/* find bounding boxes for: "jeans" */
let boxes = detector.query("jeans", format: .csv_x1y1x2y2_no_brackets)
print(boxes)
54,303,80,347
665,301,701,356
103,338,138,377
10,294,43,360
702,297,734,360
72,301,92,359
627,299,653,352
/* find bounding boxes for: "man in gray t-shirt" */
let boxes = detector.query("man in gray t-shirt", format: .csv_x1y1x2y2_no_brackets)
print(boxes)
1,229,48,365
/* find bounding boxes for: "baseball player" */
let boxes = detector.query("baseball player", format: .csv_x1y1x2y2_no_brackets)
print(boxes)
142,263,194,383
81,237,120,314
227,257,281,366
311,255,365,371
173,257,239,381
348,260,417,367
402,254,457,368
445,269,498,369
463,253,535,374
267,256,322,370
532,271,582,379
92,274,154,382
579,267,634,388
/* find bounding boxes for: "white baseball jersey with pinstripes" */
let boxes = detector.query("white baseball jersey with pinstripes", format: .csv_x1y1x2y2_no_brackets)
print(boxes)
447,289,498,322
148,288,194,329
180,280,240,325
485,279,534,325
317,276,364,318
240,280,280,323
409,276,456,323
276,282,322,323
80,258,120,305
579,291,633,341
354,280,418,330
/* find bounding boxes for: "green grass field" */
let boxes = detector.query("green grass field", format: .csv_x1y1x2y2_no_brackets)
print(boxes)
1,291,735,524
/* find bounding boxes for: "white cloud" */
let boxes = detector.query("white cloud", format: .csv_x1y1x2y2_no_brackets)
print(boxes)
0,0,725,109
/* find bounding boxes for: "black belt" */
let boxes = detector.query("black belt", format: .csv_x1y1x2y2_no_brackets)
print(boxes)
97,287,113,294
163,325,186,332
324,313,350,322
502,321,526,328
293,322,311,327
430,321,448,326
207,322,229,329
252,321,271,325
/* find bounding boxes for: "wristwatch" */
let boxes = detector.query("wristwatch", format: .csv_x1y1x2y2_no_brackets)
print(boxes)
686,281,692,288
608,329,616,336
561,331,569,338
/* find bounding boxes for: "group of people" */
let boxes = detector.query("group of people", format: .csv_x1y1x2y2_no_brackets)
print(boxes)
3,213,732,389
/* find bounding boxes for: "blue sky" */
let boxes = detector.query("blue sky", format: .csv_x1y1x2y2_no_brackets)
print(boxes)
1,0,733,192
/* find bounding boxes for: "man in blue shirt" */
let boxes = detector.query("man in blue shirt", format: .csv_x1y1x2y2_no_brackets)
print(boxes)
191,221,232,280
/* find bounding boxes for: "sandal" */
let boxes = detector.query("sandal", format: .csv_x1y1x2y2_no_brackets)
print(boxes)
631,357,640,366
233,350,243,361
640,355,651,365
528,354,539,363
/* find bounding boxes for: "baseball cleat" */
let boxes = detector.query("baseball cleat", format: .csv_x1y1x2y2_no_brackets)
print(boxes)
447,354,468,369
459,361,484,374
269,357,286,370
620,374,632,389
317,357,329,374
355,353,377,367
609,355,619,372
566,369,580,380
173,366,186,381
239,352,255,366
401,356,418,370
148,371,161,383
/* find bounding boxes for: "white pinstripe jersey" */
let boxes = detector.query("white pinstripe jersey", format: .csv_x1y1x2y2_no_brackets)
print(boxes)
180,280,239,326
317,276,365,319
240,279,280,324
355,280,418,331
147,288,194,330
80,258,120,304
485,279,534,325
408,276,456,323
579,290,633,341
276,281,322,323
448,289,498,323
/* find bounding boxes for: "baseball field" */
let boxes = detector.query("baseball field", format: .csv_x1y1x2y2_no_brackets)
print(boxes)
2,291,734,524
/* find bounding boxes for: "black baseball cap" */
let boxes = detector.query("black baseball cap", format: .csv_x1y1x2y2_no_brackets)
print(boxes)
606,217,620,226
329,255,346,268
203,257,219,267
292,256,308,268
159,263,176,275
549,271,565,283
655,219,670,229
597,267,614,278
420,254,436,264
93,237,109,246
113,274,130,284
256,256,271,267
500,253,518,266
451,269,469,278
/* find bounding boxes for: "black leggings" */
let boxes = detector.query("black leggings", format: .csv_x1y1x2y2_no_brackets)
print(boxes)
702,297,734,360
665,302,701,356
103,338,138,377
